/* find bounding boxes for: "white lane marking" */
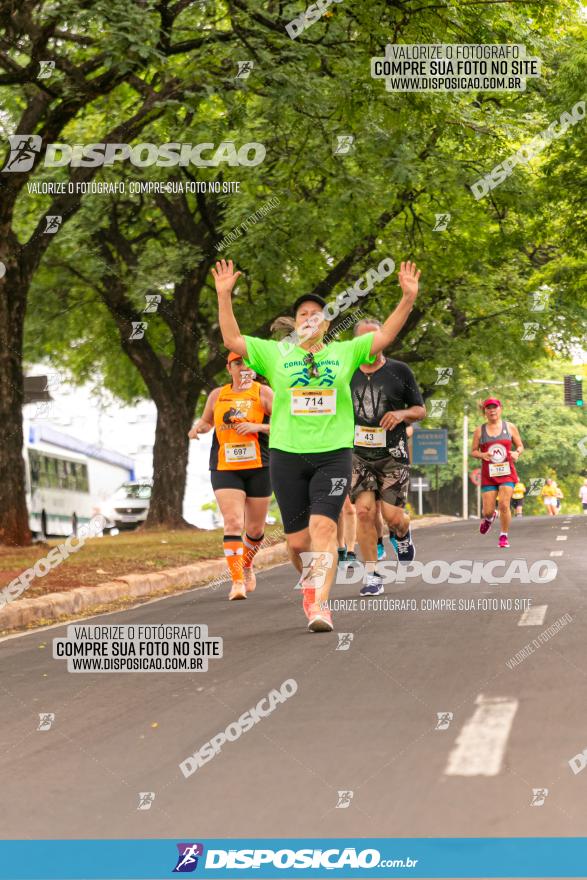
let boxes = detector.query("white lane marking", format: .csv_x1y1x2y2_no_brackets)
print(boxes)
556,535,568,541
550,551,563,557
561,526,570,530
518,605,547,626
444,694,519,777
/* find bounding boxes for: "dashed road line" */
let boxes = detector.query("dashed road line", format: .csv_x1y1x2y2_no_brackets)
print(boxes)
518,605,547,626
444,694,519,777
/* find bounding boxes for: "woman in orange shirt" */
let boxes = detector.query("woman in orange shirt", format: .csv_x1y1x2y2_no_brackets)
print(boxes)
189,353,273,599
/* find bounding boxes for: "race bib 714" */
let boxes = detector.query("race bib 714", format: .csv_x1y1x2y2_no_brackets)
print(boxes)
290,388,337,416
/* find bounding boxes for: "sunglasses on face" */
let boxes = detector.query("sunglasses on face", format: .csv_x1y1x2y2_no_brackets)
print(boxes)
303,352,320,378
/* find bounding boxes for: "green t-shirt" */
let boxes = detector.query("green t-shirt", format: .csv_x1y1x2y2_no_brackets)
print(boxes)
244,333,376,453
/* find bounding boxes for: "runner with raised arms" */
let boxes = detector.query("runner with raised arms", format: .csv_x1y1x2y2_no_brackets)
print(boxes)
212,258,421,633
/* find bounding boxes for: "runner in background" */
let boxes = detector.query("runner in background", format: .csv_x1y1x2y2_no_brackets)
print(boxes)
337,496,358,568
349,318,426,596
213,258,421,632
580,478,587,514
540,478,558,516
554,481,564,514
511,480,526,517
189,353,273,600
472,398,524,548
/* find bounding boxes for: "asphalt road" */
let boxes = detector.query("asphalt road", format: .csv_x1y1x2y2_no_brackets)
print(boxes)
1,514,586,843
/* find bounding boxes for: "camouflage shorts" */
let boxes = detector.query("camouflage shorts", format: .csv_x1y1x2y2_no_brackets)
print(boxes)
350,455,410,507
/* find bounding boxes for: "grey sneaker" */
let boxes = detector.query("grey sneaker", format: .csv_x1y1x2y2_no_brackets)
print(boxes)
359,573,384,596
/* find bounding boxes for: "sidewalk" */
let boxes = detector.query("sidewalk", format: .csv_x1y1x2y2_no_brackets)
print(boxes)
0,515,459,634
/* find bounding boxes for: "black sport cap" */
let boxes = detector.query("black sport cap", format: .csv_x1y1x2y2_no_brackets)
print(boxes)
291,293,328,316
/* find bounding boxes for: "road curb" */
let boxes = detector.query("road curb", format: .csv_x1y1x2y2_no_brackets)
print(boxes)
0,515,459,633
0,541,290,633
411,515,460,528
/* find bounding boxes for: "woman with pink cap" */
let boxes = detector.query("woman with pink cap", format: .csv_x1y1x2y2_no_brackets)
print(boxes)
471,398,524,548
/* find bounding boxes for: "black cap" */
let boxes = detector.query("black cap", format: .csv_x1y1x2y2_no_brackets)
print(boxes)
291,293,328,316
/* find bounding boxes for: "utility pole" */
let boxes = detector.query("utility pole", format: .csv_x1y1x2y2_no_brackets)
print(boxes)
462,410,469,519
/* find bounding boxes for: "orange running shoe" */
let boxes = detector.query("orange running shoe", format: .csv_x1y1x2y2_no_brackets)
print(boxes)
228,581,247,600
307,603,334,633
243,567,256,593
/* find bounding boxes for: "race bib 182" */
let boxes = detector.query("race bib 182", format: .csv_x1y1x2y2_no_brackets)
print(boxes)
489,461,511,478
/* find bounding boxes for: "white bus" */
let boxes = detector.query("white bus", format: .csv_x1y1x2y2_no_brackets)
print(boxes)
24,422,135,537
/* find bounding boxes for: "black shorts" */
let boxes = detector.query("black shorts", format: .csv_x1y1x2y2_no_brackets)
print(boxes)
511,498,524,509
270,448,352,534
210,467,271,497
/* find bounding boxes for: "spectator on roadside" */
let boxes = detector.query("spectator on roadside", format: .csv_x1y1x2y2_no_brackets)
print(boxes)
579,478,587,514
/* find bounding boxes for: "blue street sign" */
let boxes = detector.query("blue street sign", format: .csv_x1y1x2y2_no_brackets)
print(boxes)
412,429,448,465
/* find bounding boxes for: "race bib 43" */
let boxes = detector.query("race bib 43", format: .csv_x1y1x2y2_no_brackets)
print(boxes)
354,425,386,447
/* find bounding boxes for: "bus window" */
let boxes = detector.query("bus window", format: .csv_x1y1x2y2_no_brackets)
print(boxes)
58,459,67,490
49,457,59,489
29,450,41,488
27,450,90,492
78,464,89,492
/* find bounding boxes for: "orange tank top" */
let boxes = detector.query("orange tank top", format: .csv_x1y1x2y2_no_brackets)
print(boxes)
212,382,266,470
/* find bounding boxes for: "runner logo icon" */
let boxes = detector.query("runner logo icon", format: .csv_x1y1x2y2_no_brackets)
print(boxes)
137,792,155,810
38,60,56,79
336,790,354,808
37,712,55,731
329,477,347,496
333,135,355,155
530,788,549,806
435,712,453,730
3,135,42,172
173,843,204,872
299,551,333,588
336,632,354,651
433,213,451,231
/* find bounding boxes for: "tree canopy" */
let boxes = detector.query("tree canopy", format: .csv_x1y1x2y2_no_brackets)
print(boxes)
1,0,585,540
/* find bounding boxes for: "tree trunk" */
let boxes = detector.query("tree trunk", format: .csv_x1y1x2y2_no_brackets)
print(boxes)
0,266,32,546
145,396,199,529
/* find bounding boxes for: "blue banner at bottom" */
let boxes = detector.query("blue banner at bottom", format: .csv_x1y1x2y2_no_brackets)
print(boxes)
0,837,586,879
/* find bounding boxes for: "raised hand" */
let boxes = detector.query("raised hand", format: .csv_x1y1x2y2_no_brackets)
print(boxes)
398,261,421,302
211,259,242,298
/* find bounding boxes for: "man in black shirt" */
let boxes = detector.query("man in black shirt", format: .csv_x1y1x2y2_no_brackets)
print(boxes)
349,318,426,595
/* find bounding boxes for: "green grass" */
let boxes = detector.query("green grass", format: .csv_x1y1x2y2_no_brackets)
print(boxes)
0,526,284,599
